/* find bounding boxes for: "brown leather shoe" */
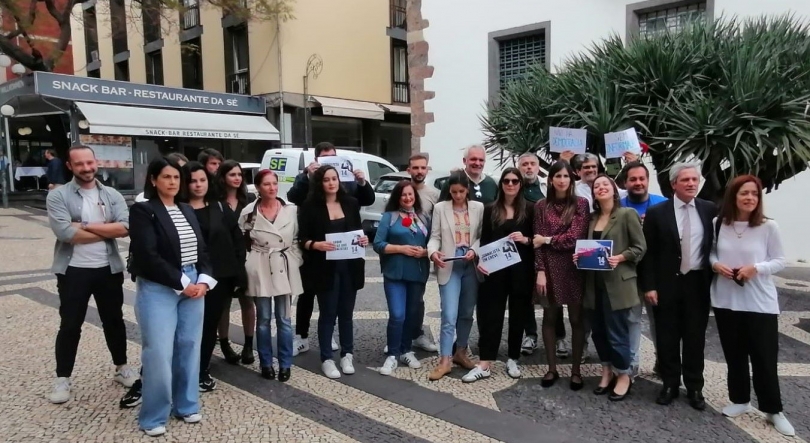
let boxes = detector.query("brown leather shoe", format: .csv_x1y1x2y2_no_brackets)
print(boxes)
428,362,452,381
452,349,476,370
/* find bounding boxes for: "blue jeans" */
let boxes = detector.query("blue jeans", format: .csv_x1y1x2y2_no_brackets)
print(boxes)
316,261,357,362
384,278,425,357
589,283,633,375
255,296,294,370
628,303,643,369
135,265,204,430
438,247,478,357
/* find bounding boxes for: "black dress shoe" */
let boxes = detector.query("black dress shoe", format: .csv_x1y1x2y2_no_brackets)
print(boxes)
569,373,584,391
278,368,291,383
241,343,256,365
656,386,680,405
220,339,241,365
593,376,616,395
687,390,706,411
261,367,276,380
540,371,559,388
609,380,633,402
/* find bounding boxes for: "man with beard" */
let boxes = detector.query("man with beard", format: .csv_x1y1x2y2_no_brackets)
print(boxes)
620,162,667,377
439,145,498,204
517,152,545,203
45,145,136,404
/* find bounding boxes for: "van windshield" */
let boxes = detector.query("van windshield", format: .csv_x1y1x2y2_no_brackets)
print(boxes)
374,176,409,194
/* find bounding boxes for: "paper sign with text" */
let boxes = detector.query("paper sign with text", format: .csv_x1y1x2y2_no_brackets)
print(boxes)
575,239,613,271
478,237,522,274
549,127,587,154
604,128,641,159
325,229,366,260
318,156,355,182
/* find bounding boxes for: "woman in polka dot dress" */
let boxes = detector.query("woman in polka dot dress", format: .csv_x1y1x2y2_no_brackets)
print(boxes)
534,161,590,390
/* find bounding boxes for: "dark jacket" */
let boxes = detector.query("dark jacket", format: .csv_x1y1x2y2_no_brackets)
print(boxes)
197,202,247,288
46,157,66,185
128,199,213,290
287,171,375,206
298,195,365,294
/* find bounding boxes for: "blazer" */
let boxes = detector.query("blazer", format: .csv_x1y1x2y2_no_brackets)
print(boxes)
298,195,366,293
240,199,304,298
583,207,647,311
199,202,247,287
427,200,485,285
128,199,214,291
639,197,718,305
373,211,431,283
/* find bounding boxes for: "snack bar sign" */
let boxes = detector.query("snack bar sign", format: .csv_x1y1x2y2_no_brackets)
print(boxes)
33,72,266,114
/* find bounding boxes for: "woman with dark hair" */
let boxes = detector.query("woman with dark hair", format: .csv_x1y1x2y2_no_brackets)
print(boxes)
462,168,533,383
128,157,216,436
534,161,590,389
373,180,431,376
427,171,484,381
578,174,645,401
239,169,301,382
298,165,369,379
215,160,257,365
183,161,246,392
710,175,793,436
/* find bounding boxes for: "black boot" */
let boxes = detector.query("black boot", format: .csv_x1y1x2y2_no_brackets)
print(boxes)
241,336,255,365
220,338,240,365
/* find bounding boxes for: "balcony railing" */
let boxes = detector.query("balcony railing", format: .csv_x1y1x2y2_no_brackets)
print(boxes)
393,81,409,103
228,70,250,95
182,5,200,30
390,0,406,30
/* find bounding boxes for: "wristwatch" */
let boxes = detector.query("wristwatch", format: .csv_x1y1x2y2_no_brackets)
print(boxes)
81,221,89,229
545,236,552,245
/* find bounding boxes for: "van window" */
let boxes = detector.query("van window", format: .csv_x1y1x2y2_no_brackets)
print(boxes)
433,176,449,191
374,176,405,194
368,161,396,184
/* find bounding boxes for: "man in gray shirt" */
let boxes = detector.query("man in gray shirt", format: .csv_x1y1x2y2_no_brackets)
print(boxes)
46,145,136,404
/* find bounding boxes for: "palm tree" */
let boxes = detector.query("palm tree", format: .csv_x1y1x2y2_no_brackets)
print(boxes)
483,15,810,202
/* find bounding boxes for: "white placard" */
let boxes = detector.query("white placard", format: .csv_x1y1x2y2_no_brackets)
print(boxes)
549,127,587,154
318,156,355,182
325,229,366,260
604,128,641,159
478,236,522,274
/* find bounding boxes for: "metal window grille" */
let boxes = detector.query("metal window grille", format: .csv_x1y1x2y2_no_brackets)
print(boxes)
498,32,545,90
392,45,408,102
637,2,706,36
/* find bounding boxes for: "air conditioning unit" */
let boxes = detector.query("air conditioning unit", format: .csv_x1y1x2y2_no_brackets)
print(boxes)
90,50,100,62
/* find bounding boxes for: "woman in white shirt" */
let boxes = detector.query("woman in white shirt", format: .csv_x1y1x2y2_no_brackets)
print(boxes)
710,175,793,437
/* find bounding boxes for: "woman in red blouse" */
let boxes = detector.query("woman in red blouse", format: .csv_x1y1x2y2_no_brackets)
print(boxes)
534,161,590,389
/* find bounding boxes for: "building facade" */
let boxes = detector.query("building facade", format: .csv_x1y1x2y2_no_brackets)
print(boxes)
68,0,412,168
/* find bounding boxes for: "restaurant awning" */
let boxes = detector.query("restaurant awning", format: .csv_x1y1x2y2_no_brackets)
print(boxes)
312,96,385,120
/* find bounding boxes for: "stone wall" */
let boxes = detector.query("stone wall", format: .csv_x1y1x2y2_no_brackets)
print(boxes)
406,0,434,156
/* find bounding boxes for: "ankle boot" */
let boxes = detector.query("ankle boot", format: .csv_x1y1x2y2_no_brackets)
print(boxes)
220,339,240,365
241,338,255,365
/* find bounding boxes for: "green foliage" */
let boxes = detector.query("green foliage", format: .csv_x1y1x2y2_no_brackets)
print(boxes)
482,15,810,200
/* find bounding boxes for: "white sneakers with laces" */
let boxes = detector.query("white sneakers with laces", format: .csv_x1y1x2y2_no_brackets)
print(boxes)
767,412,796,437
331,336,339,351
722,402,753,418
413,335,438,352
143,426,166,437
48,377,71,404
114,365,139,388
340,354,355,374
506,359,521,379
461,364,491,383
292,334,309,356
520,336,537,355
321,360,341,379
399,352,421,369
379,356,398,376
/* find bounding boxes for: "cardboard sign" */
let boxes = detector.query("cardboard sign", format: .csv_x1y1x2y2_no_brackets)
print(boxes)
549,127,587,154
604,128,641,159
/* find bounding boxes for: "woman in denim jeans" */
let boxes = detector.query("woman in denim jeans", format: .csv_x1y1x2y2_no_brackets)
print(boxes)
373,180,431,376
129,157,217,437
427,172,484,381
239,169,302,382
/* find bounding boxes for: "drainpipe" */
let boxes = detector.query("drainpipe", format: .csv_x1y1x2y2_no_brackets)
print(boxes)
277,15,284,147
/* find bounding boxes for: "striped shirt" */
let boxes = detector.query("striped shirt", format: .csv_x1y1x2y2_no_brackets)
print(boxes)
166,206,197,266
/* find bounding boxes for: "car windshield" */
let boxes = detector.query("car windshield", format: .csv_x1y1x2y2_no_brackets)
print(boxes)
374,177,408,193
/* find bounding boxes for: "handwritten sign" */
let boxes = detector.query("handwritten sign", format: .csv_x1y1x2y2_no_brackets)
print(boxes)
575,240,613,271
318,156,354,182
325,229,366,260
604,128,641,159
478,237,522,274
549,127,587,154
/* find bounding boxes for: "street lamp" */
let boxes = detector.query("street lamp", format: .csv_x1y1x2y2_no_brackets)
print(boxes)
302,54,323,150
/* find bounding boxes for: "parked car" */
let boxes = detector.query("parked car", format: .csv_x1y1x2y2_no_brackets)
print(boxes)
361,170,451,234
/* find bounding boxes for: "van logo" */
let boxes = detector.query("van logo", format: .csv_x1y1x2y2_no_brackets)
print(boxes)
267,157,288,171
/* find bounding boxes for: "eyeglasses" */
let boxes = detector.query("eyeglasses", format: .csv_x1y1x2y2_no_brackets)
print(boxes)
473,184,482,199
502,179,520,185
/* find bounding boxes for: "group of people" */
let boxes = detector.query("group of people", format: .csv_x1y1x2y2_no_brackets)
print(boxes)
44,141,795,437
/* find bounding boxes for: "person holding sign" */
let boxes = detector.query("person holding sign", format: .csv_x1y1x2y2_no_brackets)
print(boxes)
533,161,590,389
427,172,484,381
373,181,431,376
576,175,646,402
462,168,533,383
298,165,369,379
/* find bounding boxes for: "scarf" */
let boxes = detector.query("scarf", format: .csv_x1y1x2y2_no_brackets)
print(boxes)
399,208,427,236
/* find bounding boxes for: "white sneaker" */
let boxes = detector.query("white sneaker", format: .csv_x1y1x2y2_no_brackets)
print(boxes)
179,413,202,424
413,335,438,352
520,336,536,355
555,339,569,358
48,377,71,404
321,360,341,379
383,345,388,354
292,335,309,357
722,402,753,418
340,354,355,374
400,352,422,369
767,412,796,437
114,365,139,388
379,356,397,376
461,365,491,383
331,336,339,351
143,426,166,437
506,359,521,379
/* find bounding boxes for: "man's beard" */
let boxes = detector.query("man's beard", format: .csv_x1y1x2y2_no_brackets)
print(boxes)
74,171,97,184
412,175,425,184
627,190,648,203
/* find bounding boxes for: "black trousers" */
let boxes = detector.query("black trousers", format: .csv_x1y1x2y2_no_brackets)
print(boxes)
653,271,710,390
478,273,528,361
55,266,127,377
714,307,783,413
295,290,316,338
200,277,235,376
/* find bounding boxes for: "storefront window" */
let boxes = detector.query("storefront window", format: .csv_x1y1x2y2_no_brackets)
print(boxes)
311,116,362,148
80,134,135,190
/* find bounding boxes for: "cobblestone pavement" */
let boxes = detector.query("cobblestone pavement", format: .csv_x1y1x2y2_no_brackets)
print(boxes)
1,206,808,442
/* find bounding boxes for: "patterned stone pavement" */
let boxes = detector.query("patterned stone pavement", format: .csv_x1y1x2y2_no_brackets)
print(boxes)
1,205,808,442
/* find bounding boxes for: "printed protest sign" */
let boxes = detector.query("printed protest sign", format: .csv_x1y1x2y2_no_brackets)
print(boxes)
549,127,587,154
478,237,522,274
325,229,366,260
318,156,354,182
575,239,613,271
604,128,641,159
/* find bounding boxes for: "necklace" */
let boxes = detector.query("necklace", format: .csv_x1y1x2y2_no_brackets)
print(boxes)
731,223,748,239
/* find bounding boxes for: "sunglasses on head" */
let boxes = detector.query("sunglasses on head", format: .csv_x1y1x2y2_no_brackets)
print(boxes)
472,183,482,198
502,179,520,185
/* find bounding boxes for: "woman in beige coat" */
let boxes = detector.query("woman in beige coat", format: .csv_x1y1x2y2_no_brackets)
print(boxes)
239,170,303,383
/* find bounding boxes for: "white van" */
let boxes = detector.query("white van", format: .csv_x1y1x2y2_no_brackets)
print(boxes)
259,148,399,202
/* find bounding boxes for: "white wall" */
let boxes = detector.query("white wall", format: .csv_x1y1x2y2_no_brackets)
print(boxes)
421,0,810,261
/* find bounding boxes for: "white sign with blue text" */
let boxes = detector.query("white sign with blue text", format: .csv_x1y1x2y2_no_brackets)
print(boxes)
604,128,642,159
549,127,587,154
